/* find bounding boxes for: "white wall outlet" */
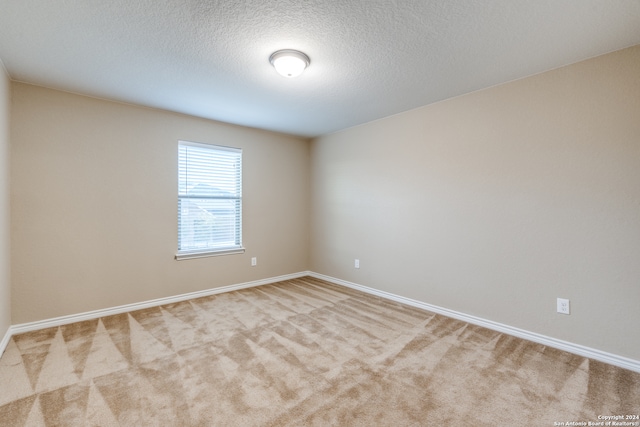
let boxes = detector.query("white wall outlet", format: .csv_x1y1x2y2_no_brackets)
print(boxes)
251,257,257,267
354,259,360,269
557,298,570,315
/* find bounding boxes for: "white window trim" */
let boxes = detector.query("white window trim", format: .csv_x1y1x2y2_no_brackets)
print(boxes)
176,140,243,260
175,247,245,261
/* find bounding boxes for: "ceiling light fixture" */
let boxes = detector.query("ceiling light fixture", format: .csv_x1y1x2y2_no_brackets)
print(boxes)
269,49,310,78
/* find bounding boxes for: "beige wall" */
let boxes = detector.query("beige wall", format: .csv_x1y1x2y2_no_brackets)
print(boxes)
10,83,310,323
310,46,640,360
7,46,640,362
0,61,10,339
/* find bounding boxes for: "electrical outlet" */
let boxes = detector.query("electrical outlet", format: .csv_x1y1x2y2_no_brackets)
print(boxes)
557,298,570,315
354,259,360,269
251,257,257,267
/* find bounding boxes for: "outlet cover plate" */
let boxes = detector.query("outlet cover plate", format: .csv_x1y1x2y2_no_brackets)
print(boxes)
557,298,570,315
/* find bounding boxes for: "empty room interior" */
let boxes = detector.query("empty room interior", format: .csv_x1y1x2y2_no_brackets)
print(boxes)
1,1,640,425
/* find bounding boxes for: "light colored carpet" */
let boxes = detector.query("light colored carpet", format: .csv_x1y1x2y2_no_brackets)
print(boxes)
0,276,638,426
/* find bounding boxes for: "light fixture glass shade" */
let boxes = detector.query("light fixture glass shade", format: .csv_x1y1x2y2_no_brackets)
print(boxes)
269,50,310,78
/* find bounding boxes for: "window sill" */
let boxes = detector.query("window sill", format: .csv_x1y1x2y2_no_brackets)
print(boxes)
175,247,245,260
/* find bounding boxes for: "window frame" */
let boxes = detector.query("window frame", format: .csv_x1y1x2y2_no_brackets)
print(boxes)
175,140,244,260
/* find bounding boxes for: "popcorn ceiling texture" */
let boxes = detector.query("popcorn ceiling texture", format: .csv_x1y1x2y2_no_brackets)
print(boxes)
0,0,639,136
1,277,639,425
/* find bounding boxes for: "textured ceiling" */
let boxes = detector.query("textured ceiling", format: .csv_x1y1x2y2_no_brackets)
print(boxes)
1,1,639,138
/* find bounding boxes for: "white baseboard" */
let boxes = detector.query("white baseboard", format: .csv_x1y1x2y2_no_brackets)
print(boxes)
0,325,11,358
3,270,639,374
3,271,309,347
309,272,640,374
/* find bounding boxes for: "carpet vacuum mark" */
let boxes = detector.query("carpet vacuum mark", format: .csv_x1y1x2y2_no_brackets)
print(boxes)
0,277,638,426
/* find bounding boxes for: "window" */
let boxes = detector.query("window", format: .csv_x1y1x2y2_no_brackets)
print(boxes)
176,141,243,259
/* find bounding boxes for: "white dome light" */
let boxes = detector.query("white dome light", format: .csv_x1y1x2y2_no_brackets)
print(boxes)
269,49,310,78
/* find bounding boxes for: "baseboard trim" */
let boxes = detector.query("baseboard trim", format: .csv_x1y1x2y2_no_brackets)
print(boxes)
4,270,639,374
6,271,309,340
0,325,11,359
309,272,640,374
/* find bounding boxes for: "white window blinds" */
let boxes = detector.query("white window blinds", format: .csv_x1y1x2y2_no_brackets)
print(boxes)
177,141,243,258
